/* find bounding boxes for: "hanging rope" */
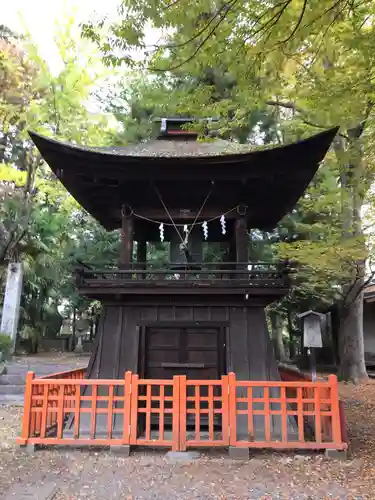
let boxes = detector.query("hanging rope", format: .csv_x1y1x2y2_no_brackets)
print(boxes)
153,185,185,245
153,183,215,264
185,182,213,241
132,205,239,227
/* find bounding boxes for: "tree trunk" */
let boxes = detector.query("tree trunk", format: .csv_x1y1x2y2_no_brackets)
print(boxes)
286,308,296,359
334,132,368,383
270,311,287,362
338,278,368,383
71,307,77,352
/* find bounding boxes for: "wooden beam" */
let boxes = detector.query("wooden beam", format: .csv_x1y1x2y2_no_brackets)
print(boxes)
131,208,239,221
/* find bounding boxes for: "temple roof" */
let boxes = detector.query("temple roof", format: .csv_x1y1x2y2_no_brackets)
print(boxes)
29,128,338,231
89,138,255,157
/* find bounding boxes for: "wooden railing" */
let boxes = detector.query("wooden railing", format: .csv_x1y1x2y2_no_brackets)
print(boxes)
76,262,290,289
23,368,86,441
278,365,347,444
17,371,346,452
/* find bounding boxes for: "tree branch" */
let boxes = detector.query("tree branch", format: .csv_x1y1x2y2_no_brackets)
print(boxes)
155,0,238,51
149,0,238,72
342,270,374,308
163,0,182,9
240,0,293,49
266,99,350,138
280,0,307,44
148,0,350,72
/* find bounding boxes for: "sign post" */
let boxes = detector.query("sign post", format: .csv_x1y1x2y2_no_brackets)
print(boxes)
298,310,324,382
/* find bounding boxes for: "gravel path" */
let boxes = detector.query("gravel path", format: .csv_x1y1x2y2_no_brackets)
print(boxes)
6,353,88,374
1,364,375,499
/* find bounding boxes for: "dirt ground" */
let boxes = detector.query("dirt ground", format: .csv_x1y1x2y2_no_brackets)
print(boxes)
1,377,375,499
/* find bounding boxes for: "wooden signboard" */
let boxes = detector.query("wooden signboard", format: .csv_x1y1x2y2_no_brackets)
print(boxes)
298,310,325,382
303,314,323,348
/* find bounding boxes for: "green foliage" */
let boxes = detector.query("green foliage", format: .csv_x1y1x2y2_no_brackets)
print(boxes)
0,333,12,352
0,18,119,340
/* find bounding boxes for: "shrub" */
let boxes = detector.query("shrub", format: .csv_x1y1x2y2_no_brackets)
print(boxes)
0,333,13,353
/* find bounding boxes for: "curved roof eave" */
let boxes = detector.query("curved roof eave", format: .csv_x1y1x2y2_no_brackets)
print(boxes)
29,127,339,163
28,127,339,231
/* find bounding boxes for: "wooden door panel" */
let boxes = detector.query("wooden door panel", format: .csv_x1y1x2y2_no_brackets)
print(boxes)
186,331,218,347
145,326,223,381
147,328,179,348
186,349,217,364
147,349,179,363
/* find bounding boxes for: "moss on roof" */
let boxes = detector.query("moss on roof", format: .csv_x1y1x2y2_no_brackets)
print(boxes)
91,138,260,157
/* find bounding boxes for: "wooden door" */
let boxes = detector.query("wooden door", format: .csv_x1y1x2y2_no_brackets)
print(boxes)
144,326,224,381
142,325,225,431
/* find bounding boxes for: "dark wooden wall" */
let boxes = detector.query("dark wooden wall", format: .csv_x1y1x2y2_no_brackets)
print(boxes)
363,301,375,363
87,298,279,383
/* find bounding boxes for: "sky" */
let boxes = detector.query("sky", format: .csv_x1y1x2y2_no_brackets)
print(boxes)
2,0,121,73
2,0,161,115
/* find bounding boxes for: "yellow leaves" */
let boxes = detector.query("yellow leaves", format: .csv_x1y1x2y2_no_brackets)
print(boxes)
278,235,367,299
0,164,27,185
282,59,299,86
0,166,79,216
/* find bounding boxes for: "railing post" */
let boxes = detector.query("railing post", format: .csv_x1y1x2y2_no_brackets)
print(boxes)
173,375,183,451
19,371,35,445
123,371,132,445
228,372,237,446
328,374,342,445
221,375,230,445
129,374,139,445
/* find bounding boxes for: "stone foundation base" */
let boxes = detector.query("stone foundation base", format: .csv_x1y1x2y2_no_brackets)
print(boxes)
325,448,348,460
166,451,200,461
18,443,37,454
110,445,131,456
228,446,250,460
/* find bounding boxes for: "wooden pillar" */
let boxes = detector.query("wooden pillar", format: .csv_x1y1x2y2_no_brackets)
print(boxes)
120,206,134,269
136,239,147,279
235,216,248,267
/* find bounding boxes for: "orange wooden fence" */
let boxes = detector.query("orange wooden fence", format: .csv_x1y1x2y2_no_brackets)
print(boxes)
278,366,347,444
22,368,86,443
17,371,347,452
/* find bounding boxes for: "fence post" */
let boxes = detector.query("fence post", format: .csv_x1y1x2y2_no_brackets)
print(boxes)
221,375,230,445
123,371,132,445
129,374,139,445
328,374,342,445
173,375,183,451
18,371,35,445
228,372,237,446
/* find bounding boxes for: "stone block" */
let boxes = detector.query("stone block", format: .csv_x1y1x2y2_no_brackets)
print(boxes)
228,446,250,460
110,445,131,456
325,448,348,460
165,450,200,462
18,443,37,454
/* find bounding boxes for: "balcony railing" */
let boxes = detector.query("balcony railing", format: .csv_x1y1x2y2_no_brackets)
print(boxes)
76,261,290,289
